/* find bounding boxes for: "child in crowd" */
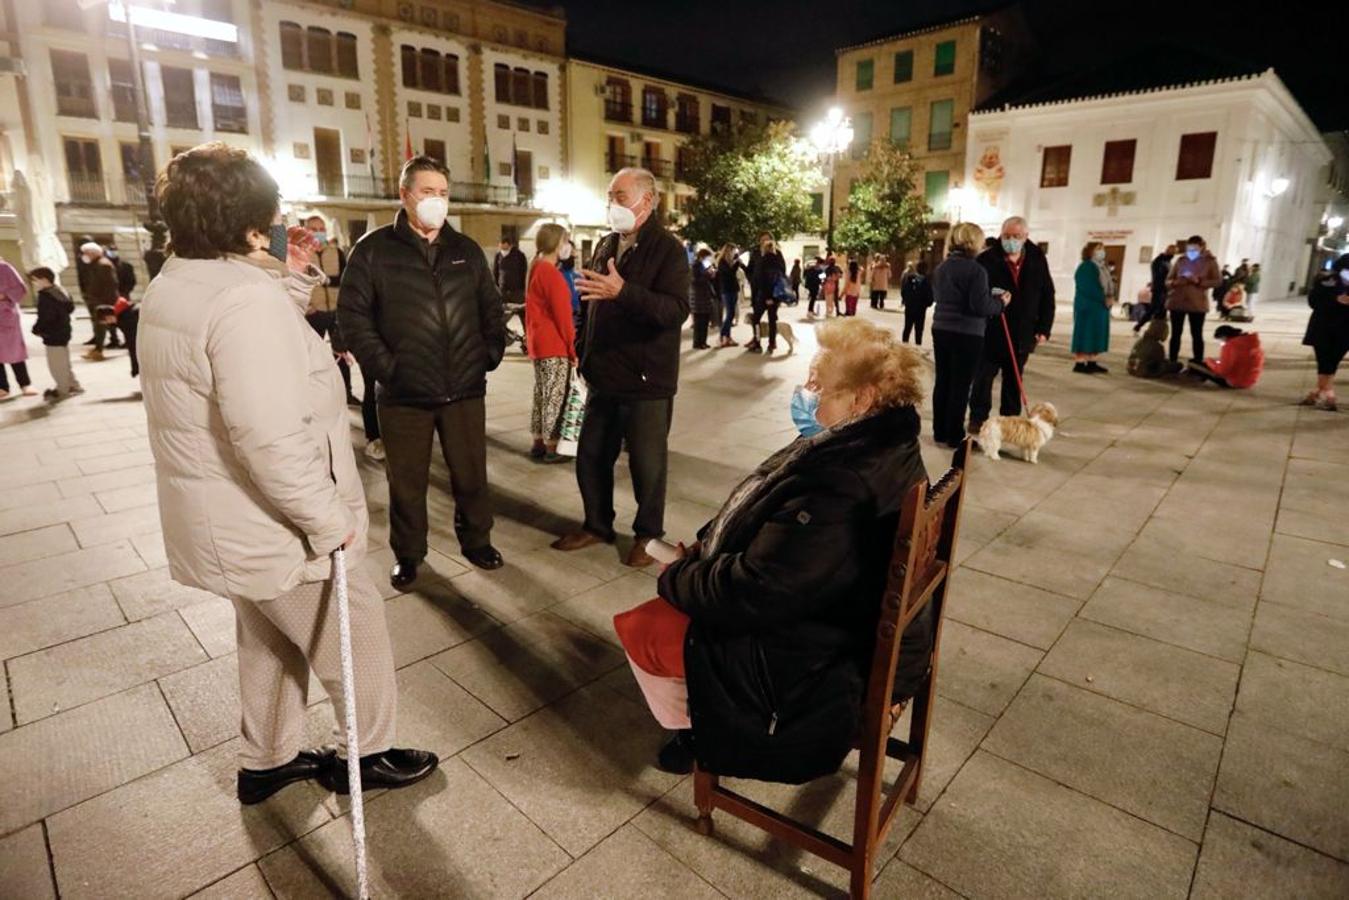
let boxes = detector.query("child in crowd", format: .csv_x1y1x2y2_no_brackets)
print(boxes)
843,260,862,317
1127,317,1175,378
96,296,139,378
28,267,83,400
1186,325,1264,388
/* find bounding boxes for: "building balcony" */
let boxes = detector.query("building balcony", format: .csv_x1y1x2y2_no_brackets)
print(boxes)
604,101,632,124
642,111,668,130
65,173,109,205
606,152,636,174
56,95,98,119
643,158,671,179
675,114,699,135
282,173,528,207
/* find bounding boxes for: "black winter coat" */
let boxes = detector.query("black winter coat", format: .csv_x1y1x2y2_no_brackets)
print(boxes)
494,247,527,295
1303,262,1349,355
659,405,932,784
579,216,690,400
32,286,75,346
976,242,1055,359
689,259,718,316
716,258,745,295
337,210,506,408
753,250,787,307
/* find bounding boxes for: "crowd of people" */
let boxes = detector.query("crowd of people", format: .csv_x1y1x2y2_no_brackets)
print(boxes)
0,139,1343,806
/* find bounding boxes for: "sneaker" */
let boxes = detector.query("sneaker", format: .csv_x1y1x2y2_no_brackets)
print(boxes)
364,438,386,461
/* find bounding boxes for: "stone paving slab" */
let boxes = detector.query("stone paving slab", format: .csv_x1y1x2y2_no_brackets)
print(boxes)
1261,533,1349,621
931,619,1042,716
942,568,1080,650
0,824,56,900
531,824,725,900
189,864,275,900
1079,576,1251,662
0,583,125,661
0,537,146,608
1249,601,1349,677
1191,812,1349,899
1234,651,1349,751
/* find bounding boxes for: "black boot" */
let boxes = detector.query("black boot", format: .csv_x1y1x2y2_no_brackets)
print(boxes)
237,749,334,805
656,730,695,775
319,748,440,794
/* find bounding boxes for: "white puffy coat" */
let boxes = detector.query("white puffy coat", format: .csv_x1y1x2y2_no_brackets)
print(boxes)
139,253,368,602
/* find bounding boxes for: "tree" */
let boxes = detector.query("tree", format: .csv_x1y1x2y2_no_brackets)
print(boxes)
679,121,823,249
831,140,931,259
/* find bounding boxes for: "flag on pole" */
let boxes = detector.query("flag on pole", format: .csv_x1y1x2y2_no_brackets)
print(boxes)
483,135,491,182
404,119,414,162
511,132,520,194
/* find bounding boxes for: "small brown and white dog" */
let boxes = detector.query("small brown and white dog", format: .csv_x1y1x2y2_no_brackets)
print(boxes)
977,402,1060,464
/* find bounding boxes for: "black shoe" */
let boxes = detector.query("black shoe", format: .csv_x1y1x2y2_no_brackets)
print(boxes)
1073,362,1090,374
463,544,504,570
656,730,695,775
1087,362,1109,374
390,559,419,590
238,749,333,805
320,748,439,794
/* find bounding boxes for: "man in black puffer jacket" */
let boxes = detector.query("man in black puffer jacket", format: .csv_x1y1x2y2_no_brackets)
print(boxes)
338,156,508,586
551,167,690,568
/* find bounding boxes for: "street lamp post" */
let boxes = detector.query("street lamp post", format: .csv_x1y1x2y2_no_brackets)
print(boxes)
810,107,853,252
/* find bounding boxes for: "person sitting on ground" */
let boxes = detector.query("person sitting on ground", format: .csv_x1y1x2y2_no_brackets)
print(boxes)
1127,318,1177,378
612,318,934,780
1185,325,1263,388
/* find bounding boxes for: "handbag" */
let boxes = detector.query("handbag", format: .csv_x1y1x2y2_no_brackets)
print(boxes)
556,368,588,457
772,273,794,303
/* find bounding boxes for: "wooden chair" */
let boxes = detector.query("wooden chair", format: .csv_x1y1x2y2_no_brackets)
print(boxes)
692,439,971,899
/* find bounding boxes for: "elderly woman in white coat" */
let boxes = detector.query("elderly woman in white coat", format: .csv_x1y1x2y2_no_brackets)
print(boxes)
139,143,436,804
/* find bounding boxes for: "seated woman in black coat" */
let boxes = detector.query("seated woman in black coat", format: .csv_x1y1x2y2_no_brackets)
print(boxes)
614,318,933,782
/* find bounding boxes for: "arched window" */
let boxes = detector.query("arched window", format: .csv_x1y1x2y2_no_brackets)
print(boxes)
531,71,548,110
279,21,303,70
306,27,333,74
400,44,417,88
335,32,358,78
419,48,442,93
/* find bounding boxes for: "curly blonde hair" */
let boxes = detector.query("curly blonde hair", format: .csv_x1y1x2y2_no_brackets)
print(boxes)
815,318,926,409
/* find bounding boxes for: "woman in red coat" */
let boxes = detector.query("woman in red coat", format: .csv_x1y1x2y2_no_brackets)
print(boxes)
526,223,577,462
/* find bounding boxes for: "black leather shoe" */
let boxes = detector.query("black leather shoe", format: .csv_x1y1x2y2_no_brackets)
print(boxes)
656,730,695,775
237,749,333,805
390,559,419,590
319,748,439,794
463,545,504,570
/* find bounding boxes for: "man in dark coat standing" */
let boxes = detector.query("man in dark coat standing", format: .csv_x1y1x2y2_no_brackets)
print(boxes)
493,236,527,304
339,156,508,587
1148,244,1176,327
971,216,1054,432
551,167,690,568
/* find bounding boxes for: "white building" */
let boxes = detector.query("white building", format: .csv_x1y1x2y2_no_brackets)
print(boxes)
961,69,1331,308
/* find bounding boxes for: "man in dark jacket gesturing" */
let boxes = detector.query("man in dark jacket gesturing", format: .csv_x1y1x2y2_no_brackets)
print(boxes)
552,167,690,567
971,216,1054,431
338,156,508,587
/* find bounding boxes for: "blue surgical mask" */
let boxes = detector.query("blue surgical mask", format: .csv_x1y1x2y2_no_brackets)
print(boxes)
312,231,328,247
268,223,288,262
1001,238,1023,255
790,386,824,438
1186,247,1201,261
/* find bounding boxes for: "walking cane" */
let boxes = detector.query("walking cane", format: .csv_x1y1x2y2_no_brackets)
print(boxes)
332,548,371,900
999,312,1031,412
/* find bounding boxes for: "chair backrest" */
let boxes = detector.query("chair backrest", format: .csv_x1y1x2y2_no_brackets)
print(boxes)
862,441,969,734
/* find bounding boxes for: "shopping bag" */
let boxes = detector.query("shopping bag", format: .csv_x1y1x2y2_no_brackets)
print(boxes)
556,369,588,457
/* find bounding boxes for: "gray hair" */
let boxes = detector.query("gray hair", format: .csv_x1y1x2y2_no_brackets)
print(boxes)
614,167,658,202
1001,215,1028,233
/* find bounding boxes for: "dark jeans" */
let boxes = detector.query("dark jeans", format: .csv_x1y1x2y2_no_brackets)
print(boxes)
969,349,1029,426
750,300,779,346
870,289,887,309
380,396,492,560
117,307,139,377
931,330,984,444
902,305,927,344
720,290,737,339
0,361,30,392
577,394,673,541
1169,310,1206,363
691,313,710,348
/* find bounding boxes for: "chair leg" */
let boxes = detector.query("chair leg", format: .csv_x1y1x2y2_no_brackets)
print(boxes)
693,766,716,836
850,857,872,899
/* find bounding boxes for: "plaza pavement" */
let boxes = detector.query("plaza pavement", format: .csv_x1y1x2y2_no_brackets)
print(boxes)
0,292,1346,899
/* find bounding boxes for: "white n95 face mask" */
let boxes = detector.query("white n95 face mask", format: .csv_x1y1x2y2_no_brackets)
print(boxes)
415,196,449,230
606,201,637,234
558,241,573,261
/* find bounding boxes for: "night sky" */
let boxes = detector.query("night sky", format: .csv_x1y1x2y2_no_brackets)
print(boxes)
534,0,1344,132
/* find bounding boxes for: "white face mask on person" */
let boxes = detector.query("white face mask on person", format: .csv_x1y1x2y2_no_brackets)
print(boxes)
558,241,573,261
606,197,642,233
414,196,449,230
1093,249,1106,263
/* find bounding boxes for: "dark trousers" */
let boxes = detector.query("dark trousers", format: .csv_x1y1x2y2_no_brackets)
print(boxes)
1148,289,1167,322
117,307,140,377
870,289,887,309
902,305,927,345
361,370,380,441
750,300,779,346
691,313,710,348
380,396,492,560
0,361,30,392
576,394,673,541
720,290,737,339
969,349,1029,426
931,330,984,444
1169,310,1206,363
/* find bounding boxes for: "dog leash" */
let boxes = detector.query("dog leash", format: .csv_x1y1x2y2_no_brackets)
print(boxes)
332,548,371,899
999,312,1030,411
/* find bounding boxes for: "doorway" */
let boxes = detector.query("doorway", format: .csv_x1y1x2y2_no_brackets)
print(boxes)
1103,244,1127,293
513,148,533,203
313,127,343,197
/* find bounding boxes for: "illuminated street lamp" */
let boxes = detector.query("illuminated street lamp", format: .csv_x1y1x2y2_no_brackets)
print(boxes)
810,107,854,251
1328,215,1344,230
1266,176,1290,198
